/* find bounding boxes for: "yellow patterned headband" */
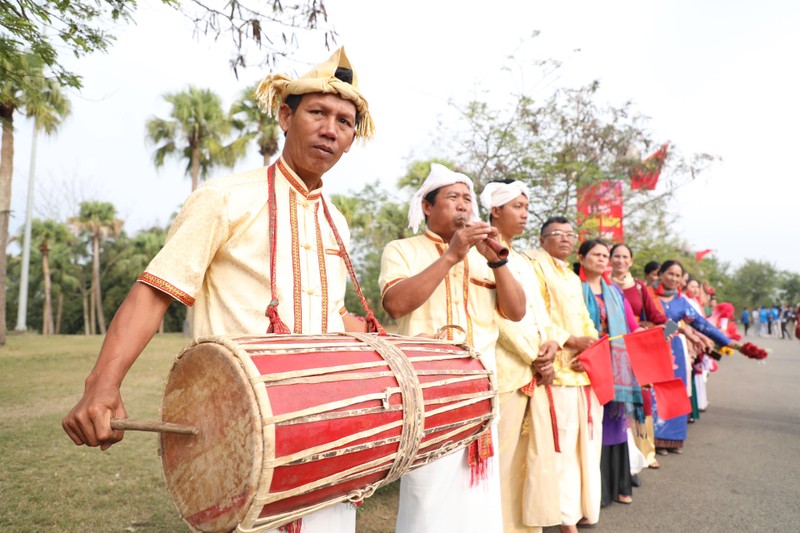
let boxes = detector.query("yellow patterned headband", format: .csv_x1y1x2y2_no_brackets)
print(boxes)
255,46,374,140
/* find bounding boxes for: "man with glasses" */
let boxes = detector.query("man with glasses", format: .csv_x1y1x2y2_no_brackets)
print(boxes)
525,216,601,532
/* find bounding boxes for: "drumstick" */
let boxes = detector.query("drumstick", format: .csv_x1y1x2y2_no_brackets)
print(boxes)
111,418,199,436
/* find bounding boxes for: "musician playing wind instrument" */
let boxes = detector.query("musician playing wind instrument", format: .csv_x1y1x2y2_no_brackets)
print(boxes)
379,163,525,533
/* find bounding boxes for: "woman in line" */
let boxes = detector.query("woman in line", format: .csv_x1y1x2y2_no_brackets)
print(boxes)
652,260,734,455
609,244,667,470
577,239,644,507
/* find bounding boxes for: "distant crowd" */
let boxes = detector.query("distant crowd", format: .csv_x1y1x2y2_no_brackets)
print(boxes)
739,304,799,340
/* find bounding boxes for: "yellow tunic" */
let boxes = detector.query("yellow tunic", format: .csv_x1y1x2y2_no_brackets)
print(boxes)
139,157,350,337
525,248,598,387
495,246,568,394
379,231,503,533
379,231,499,360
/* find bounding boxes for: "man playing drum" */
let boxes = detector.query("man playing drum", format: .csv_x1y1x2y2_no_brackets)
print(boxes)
379,163,526,533
479,180,563,533
62,47,373,533
526,216,602,532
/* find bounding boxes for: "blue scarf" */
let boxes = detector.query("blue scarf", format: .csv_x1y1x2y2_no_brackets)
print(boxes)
582,278,645,422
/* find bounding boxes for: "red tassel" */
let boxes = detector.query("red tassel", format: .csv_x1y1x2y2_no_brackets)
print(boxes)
584,386,594,439
545,384,561,453
280,518,302,533
467,429,494,487
266,304,291,334
365,311,386,335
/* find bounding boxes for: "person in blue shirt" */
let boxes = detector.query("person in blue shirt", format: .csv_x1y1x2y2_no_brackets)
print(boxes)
759,306,769,336
771,306,781,337
741,307,751,336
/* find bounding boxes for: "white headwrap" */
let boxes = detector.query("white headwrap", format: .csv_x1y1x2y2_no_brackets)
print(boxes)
479,180,529,212
407,163,479,233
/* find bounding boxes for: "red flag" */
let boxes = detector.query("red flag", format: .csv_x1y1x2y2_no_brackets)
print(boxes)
695,249,713,262
577,337,614,405
623,328,674,385
630,143,669,190
653,378,692,420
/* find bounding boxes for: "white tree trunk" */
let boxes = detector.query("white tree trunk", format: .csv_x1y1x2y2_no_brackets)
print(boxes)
15,126,38,332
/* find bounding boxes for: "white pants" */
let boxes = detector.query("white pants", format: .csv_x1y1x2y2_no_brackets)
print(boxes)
264,505,355,533
396,425,503,533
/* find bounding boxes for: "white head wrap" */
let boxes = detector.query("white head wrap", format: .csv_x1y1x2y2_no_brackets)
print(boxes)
407,163,479,233
479,180,529,212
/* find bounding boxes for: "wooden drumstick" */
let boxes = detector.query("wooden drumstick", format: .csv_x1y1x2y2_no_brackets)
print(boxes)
111,418,199,436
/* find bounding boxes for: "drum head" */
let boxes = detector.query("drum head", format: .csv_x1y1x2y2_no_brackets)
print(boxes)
160,341,263,533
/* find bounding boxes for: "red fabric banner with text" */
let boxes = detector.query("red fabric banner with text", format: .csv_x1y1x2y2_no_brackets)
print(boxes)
577,336,614,405
576,180,624,243
623,327,674,386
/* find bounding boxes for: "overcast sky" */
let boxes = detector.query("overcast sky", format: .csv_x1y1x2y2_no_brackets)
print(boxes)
8,0,800,273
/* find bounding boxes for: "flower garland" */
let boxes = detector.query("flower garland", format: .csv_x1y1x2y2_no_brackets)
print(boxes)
735,342,768,361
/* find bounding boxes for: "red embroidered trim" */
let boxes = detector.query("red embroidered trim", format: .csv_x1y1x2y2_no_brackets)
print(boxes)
423,231,444,244
469,277,496,289
289,189,302,333
315,202,328,333
277,159,321,201
435,243,453,340
382,278,406,295
462,257,473,348
138,273,194,306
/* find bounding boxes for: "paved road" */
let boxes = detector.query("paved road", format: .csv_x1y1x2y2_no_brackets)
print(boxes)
545,335,800,533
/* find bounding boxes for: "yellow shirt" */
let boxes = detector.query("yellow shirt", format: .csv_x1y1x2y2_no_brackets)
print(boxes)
494,246,568,393
525,248,598,387
379,231,499,369
139,157,349,337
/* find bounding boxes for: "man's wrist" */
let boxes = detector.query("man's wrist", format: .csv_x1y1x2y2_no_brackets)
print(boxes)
487,257,508,269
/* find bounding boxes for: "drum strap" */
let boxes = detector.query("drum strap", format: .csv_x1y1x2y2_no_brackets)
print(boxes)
264,163,385,335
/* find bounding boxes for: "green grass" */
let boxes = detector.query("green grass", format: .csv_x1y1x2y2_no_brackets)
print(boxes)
0,334,399,532
0,333,189,532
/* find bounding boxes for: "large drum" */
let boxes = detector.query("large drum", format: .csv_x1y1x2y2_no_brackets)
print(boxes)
158,332,497,532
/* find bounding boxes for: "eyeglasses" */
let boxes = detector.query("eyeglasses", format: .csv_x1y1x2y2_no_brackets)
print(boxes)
543,231,578,241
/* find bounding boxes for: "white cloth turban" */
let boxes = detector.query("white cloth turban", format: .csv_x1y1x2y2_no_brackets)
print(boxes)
479,180,529,212
407,163,479,233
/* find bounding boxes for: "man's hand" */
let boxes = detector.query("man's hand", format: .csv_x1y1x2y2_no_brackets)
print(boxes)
446,222,500,263
62,380,127,450
569,356,586,373
536,367,556,386
535,340,559,367
566,335,595,354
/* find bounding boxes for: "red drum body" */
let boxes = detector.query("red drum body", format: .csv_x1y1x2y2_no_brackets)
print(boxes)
159,333,496,532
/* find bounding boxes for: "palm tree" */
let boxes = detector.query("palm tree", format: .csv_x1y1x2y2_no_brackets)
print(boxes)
30,220,75,335
15,69,71,332
145,86,248,192
0,52,59,344
230,84,281,166
69,201,123,335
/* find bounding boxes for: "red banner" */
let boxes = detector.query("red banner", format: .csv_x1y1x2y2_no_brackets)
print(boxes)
695,249,713,262
576,180,624,243
577,336,614,405
653,378,692,420
623,328,674,386
630,143,669,190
